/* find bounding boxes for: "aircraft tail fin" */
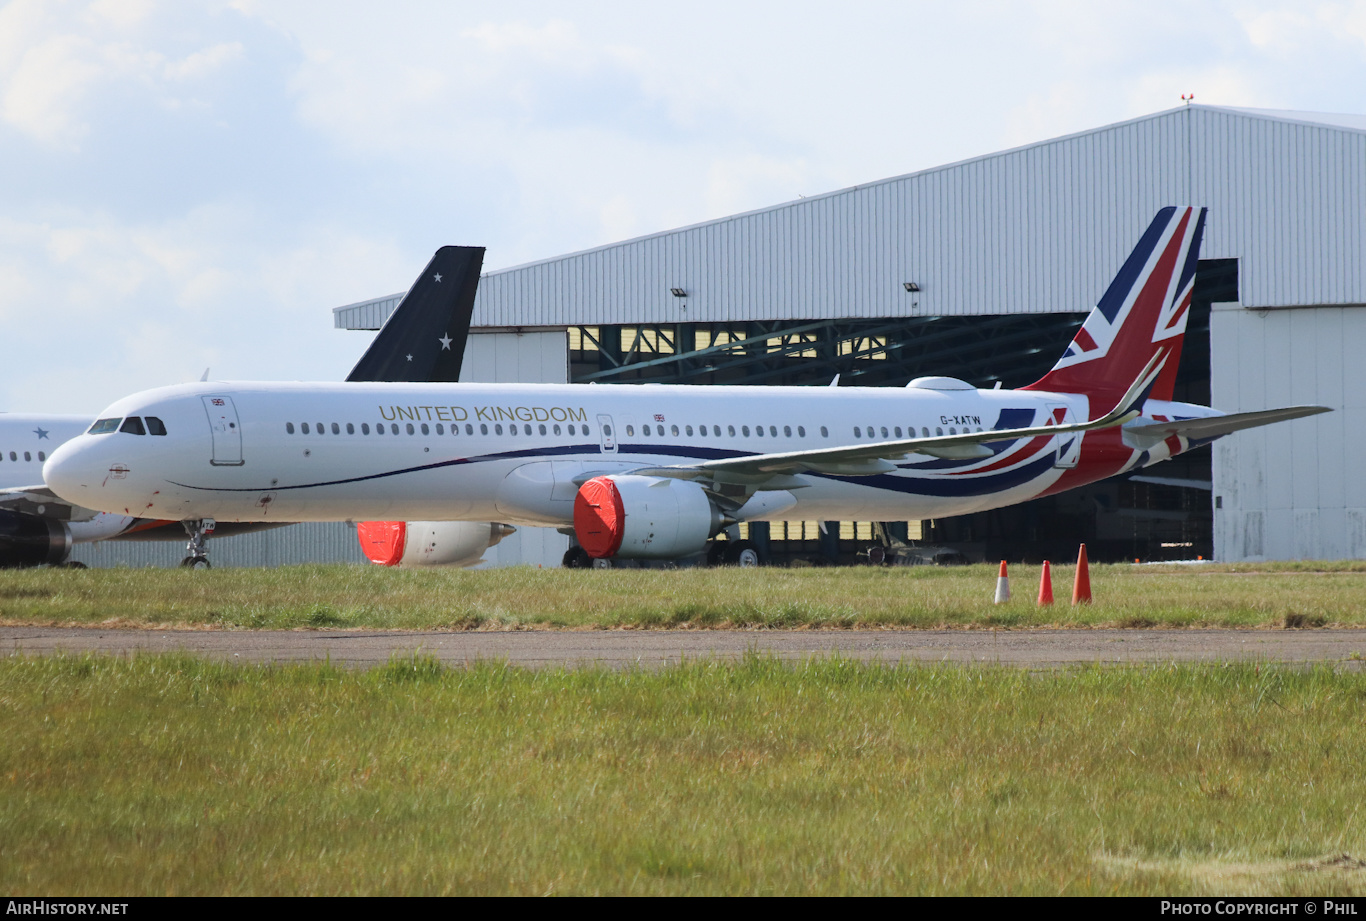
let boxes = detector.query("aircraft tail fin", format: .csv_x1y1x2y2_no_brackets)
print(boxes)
1024,207,1207,408
345,245,485,383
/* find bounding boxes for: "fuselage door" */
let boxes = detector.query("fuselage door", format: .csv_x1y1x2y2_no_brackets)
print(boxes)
202,395,245,466
1048,403,1080,469
597,414,617,454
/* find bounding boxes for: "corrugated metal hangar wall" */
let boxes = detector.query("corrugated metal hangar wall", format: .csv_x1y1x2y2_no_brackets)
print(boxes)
336,104,1365,564
114,102,1355,569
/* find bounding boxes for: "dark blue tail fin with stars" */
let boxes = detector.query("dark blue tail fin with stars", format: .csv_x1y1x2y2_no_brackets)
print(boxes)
345,245,485,383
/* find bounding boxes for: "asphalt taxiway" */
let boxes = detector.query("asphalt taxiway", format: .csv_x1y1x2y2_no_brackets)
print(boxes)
4,626,1365,669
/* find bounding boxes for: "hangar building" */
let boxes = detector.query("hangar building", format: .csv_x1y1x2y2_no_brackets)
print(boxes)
335,104,1365,566
77,104,1365,567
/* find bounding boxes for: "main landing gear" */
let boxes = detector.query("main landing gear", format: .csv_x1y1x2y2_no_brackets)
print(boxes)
180,518,216,569
710,539,759,568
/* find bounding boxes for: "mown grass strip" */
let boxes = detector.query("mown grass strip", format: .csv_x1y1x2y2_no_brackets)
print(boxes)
3,653,1366,895
2,562,1366,630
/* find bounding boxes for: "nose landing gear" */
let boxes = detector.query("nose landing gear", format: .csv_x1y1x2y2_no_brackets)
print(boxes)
180,518,216,569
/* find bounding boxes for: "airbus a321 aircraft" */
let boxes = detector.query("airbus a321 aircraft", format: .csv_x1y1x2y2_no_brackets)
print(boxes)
43,208,1329,568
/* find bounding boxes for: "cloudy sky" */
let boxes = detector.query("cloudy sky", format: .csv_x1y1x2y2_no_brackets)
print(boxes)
2,0,1365,412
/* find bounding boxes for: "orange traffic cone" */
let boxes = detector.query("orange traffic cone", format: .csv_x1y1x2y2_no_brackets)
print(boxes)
1038,560,1054,605
994,561,1010,604
1072,543,1092,604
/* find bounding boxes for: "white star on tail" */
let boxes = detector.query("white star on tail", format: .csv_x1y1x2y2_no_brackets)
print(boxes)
433,273,442,282
439,334,452,350
406,354,413,361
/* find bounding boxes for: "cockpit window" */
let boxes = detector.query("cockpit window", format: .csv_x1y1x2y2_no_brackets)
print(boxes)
88,418,120,435
145,416,167,436
120,416,146,436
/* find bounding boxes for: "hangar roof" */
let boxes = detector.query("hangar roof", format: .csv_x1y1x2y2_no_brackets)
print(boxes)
335,104,1366,332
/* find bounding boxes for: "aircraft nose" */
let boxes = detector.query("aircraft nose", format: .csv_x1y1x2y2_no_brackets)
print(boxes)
43,438,102,507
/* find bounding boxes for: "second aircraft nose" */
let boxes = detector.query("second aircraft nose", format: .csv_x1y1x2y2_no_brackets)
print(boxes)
43,437,124,513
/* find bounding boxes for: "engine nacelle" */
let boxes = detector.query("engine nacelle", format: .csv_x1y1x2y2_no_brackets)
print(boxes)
573,475,728,559
357,520,515,568
0,510,71,568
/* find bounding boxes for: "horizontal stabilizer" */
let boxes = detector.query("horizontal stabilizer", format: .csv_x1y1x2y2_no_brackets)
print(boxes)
1123,405,1331,443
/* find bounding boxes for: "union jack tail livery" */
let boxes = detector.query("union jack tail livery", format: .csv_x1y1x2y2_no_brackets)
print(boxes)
1024,206,1207,406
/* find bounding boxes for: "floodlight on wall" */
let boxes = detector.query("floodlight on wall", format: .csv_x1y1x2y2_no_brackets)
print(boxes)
903,282,920,292
670,288,687,298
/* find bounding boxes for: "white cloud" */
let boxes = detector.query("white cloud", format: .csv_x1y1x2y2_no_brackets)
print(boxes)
163,41,243,81
2,34,104,147
87,0,155,29
1,0,1365,414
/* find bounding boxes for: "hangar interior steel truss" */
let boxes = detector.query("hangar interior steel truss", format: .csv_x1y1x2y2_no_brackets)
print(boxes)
560,260,1233,565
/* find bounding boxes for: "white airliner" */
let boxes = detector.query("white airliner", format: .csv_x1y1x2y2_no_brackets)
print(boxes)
42,208,1329,568
0,415,133,565
0,245,511,569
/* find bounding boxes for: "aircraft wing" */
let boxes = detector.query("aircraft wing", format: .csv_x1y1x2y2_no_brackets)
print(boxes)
0,485,102,522
1122,405,1331,445
633,349,1169,482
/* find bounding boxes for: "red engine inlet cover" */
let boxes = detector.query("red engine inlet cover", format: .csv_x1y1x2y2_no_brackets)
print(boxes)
573,476,625,558
357,521,407,566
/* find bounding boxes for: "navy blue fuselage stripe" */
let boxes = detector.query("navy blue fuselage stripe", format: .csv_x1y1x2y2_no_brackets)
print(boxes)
902,407,1041,470
168,442,757,493
168,437,1063,499
170,443,602,492
995,408,1037,430
1096,207,1174,322
854,451,1059,497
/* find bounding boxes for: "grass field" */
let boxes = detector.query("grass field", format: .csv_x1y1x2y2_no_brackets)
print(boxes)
1,561,1366,630
3,653,1366,895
